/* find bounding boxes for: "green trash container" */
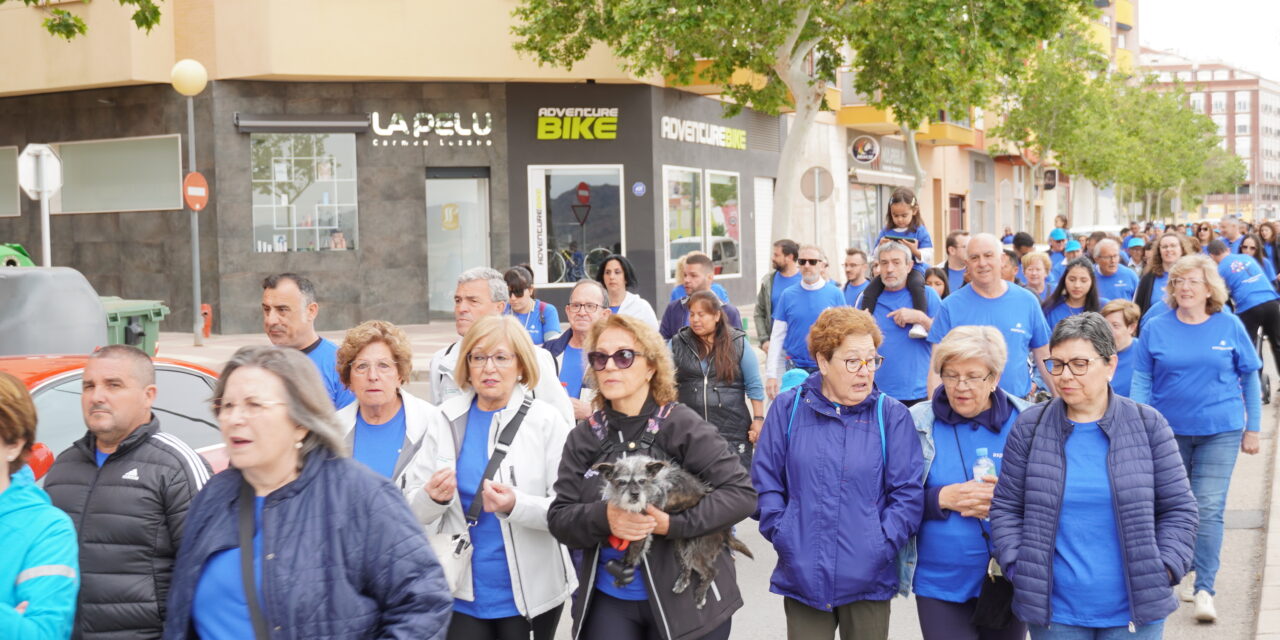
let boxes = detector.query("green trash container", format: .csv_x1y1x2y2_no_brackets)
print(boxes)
100,296,171,356
0,243,34,267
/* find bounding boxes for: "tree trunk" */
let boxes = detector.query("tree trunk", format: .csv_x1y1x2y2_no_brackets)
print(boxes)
770,74,823,243
1026,162,1042,236
901,125,927,194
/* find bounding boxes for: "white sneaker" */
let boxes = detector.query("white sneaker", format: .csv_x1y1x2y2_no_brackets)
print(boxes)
1194,590,1217,622
1178,583,1195,602
909,323,929,339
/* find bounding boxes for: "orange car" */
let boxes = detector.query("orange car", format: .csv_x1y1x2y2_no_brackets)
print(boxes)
0,355,229,479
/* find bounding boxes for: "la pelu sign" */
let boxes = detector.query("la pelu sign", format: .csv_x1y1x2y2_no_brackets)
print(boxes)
372,112,494,138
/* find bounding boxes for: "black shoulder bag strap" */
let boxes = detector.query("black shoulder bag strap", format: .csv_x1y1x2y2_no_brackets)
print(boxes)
238,481,271,640
465,397,533,524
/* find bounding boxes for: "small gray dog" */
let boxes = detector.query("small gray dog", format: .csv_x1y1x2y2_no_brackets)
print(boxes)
593,455,753,608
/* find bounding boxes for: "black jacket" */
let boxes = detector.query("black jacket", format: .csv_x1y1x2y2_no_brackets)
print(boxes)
670,327,752,443
549,399,757,640
44,416,212,640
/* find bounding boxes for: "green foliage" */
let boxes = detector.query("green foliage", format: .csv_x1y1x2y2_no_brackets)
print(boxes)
3,0,162,40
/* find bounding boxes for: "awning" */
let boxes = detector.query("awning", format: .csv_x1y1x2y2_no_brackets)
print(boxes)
233,113,370,133
851,168,914,188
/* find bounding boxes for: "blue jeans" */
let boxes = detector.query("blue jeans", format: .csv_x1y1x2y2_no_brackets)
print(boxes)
1175,429,1242,595
1029,621,1163,639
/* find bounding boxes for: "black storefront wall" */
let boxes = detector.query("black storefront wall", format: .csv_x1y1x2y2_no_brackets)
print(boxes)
506,83,781,313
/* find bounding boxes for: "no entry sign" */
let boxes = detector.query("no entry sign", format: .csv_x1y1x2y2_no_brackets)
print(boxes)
183,172,209,211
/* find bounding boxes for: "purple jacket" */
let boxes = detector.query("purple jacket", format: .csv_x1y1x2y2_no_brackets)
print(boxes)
990,394,1198,627
751,377,923,609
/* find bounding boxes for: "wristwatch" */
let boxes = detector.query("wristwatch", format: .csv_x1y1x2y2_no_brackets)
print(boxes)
752,416,765,422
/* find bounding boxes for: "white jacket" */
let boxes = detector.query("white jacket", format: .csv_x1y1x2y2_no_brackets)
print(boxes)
400,385,577,616
336,389,440,488
429,340,574,425
614,291,659,330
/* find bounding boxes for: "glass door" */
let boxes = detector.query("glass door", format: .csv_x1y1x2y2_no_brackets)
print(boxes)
426,169,490,318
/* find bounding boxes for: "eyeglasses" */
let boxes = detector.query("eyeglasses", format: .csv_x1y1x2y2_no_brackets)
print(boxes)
587,348,641,371
1170,277,1206,289
1044,357,1108,376
568,302,602,313
468,352,516,369
352,360,397,377
798,258,822,266
940,373,993,388
839,356,884,373
214,397,287,418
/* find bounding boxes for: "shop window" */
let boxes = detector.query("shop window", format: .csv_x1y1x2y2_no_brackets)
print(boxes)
250,133,358,252
848,183,881,252
705,171,742,277
526,165,624,286
52,135,182,214
661,167,743,281
664,166,703,280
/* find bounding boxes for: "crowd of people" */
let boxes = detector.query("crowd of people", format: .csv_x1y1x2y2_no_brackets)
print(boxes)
2,187,1275,640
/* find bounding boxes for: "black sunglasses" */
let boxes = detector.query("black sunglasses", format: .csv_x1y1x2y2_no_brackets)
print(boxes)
587,349,641,371
798,258,821,266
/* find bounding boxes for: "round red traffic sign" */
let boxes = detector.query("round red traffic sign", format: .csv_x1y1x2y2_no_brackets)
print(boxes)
183,172,209,211
576,182,590,204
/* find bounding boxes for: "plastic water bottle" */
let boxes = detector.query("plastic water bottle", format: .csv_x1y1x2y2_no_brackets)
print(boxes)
972,447,997,481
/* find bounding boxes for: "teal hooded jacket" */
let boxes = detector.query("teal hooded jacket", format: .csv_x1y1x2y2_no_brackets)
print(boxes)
0,467,79,639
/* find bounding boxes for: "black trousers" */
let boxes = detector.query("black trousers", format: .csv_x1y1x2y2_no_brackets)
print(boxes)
580,591,732,640
1238,299,1280,372
915,596,1027,640
447,605,563,640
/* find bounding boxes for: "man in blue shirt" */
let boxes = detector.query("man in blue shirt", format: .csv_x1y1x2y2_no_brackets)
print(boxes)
262,273,355,409
543,279,611,421
755,239,801,353
842,247,870,306
1093,239,1140,301
1219,216,1244,253
857,241,940,405
1209,239,1280,374
941,229,970,292
659,253,741,339
928,233,1054,398
765,244,847,398
1047,227,1069,268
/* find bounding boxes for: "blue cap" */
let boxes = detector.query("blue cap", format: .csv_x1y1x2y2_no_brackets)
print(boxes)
1125,236,1146,249
779,368,810,394
1049,228,1068,241
1065,240,1082,252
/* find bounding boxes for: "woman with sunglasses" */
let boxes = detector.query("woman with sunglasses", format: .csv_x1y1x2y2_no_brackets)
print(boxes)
1041,257,1105,331
1195,223,1216,254
401,315,574,640
754,307,924,640
549,314,756,640
1130,254,1263,623
991,313,1198,640
1239,233,1277,283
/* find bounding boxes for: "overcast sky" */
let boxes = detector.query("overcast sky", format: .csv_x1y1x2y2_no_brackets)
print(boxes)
1141,0,1280,82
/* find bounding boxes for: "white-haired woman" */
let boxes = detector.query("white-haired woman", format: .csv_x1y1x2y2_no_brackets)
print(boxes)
163,346,452,639
1130,254,1263,621
403,315,574,640
905,326,1031,640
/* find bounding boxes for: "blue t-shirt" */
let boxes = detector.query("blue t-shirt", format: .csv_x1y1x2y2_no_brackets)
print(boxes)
670,282,731,304
1043,301,1085,332
1049,251,1066,269
865,287,941,401
1134,311,1261,435
770,271,803,311
928,284,1051,398
876,227,934,273
193,497,265,640
1218,254,1280,313
304,338,356,409
773,282,847,369
597,545,650,601
454,401,520,619
1112,344,1135,398
506,301,561,346
1095,265,1139,302
560,344,586,399
94,449,109,467
914,415,1015,603
843,280,870,308
352,404,407,479
1051,421,1130,627
946,267,967,293
1225,236,1243,253
1257,255,1279,283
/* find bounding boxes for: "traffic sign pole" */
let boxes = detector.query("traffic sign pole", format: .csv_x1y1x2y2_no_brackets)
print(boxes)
37,150,51,267
19,144,63,268
186,95,204,347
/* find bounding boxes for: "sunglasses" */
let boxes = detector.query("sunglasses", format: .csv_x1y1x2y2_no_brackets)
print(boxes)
798,258,822,266
587,348,642,371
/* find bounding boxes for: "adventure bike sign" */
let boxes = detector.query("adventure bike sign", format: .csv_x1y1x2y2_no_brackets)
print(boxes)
536,107,619,140
370,111,495,147
659,116,747,150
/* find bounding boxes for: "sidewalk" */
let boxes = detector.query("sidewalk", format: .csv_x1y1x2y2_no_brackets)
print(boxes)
1260,426,1280,639
156,322,460,382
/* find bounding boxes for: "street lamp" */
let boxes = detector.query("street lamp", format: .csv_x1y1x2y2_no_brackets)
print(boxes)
171,59,207,347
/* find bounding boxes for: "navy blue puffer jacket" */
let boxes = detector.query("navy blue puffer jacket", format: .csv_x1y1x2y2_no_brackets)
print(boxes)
163,451,452,639
990,393,1198,627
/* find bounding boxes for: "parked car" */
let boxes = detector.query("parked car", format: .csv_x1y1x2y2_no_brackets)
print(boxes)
667,236,742,278
0,355,227,480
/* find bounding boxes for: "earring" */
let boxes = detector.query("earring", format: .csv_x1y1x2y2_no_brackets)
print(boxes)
294,441,303,449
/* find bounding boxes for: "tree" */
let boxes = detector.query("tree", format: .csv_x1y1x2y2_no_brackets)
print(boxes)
511,0,1091,241
2,0,162,40
1111,81,1220,218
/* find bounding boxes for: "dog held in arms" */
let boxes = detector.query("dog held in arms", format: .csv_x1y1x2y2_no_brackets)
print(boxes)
593,454,752,608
